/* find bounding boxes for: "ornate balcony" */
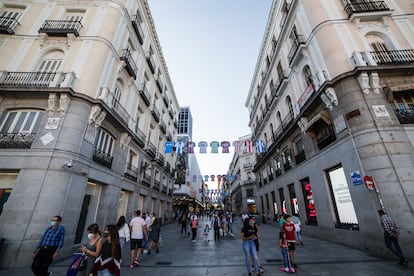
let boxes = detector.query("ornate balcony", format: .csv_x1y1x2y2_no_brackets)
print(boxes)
369,49,414,65
120,49,138,79
0,71,75,88
38,20,82,37
287,35,306,65
139,84,151,106
0,133,35,149
131,15,144,45
0,16,19,34
345,1,390,17
93,148,113,168
124,163,138,182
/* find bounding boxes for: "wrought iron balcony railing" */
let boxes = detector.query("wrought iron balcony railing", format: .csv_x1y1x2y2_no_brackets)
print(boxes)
124,163,138,182
146,55,156,74
131,15,144,45
93,148,113,168
38,20,82,37
287,35,306,65
0,133,35,149
369,49,414,65
0,16,19,34
0,71,75,88
139,84,151,106
151,104,160,122
344,1,389,17
120,49,138,79
390,104,414,124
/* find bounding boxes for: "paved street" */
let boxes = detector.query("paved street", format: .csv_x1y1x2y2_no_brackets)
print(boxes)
2,217,412,275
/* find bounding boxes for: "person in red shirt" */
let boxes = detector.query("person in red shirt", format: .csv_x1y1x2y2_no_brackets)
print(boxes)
282,215,297,272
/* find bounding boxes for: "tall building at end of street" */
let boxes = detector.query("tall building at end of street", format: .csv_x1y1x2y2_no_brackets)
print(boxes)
0,0,181,269
173,107,204,214
245,0,414,259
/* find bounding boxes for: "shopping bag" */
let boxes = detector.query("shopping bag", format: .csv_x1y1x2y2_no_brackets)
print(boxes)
66,253,87,276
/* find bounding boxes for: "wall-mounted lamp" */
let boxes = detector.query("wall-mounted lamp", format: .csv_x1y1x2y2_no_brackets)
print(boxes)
64,159,73,168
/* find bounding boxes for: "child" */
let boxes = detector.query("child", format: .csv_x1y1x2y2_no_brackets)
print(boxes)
279,231,295,273
202,224,210,242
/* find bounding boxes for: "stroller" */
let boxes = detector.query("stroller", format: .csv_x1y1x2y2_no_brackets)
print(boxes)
66,252,87,276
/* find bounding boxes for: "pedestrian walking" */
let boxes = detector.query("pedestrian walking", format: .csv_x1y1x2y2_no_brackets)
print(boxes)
291,215,303,245
250,217,264,273
147,217,161,254
378,209,408,266
282,215,297,268
279,231,295,273
79,223,103,276
180,212,188,236
89,225,121,276
116,216,130,249
211,214,220,241
190,215,199,242
129,210,148,268
241,216,260,276
32,215,65,276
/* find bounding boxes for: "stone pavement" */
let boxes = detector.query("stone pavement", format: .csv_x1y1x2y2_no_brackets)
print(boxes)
2,217,412,275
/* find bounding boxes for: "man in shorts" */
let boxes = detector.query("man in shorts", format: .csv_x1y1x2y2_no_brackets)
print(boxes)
129,210,148,267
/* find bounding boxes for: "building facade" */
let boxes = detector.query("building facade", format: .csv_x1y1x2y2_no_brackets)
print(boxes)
0,0,180,268
246,0,414,258
228,134,257,215
173,107,204,213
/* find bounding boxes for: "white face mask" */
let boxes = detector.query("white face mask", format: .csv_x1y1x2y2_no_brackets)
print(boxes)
50,221,56,227
87,233,95,240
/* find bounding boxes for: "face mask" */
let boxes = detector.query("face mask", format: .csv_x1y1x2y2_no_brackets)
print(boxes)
50,221,56,227
103,232,109,238
88,233,95,240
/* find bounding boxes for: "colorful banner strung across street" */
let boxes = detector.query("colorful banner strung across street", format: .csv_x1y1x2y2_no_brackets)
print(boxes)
185,174,241,183
164,140,266,154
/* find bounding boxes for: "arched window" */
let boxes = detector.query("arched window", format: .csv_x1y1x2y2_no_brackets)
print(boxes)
38,50,64,72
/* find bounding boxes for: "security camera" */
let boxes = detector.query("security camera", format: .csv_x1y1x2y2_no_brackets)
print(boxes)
65,159,73,168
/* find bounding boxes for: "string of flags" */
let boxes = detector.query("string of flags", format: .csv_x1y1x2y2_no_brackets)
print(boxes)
185,174,241,183
165,140,267,154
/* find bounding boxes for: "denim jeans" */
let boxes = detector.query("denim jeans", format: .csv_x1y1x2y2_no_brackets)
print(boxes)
281,247,291,268
98,268,114,276
242,240,258,273
384,233,404,260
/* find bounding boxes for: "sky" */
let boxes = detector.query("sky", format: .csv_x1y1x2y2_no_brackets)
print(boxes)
147,0,272,188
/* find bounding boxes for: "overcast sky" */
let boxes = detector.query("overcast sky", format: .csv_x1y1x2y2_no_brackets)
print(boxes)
148,0,272,187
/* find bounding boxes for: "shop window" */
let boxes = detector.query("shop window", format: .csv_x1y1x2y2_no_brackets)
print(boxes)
327,166,359,230
278,187,286,215
301,178,317,225
288,183,299,216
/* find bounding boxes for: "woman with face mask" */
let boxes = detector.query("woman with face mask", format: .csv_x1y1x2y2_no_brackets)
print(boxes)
89,224,121,276
79,223,103,276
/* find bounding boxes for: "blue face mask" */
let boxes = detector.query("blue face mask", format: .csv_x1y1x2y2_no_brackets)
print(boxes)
50,221,56,227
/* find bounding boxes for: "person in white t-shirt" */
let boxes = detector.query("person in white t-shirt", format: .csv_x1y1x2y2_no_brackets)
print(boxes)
129,210,147,267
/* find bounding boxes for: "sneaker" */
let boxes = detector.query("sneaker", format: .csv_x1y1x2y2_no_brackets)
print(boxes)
251,265,254,272
133,259,140,266
129,263,136,268
289,267,296,273
147,250,151,255
155,249,159,253
279,267,289,272
259,266,264,273
143,249,148,254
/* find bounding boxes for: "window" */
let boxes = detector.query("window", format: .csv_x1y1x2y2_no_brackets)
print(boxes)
327,166,359,229
278,187,286,214
0,5,24,34
301,178,317,225
288,183,298,216
390,91,414,124
0,110,43,134
95,128,114,156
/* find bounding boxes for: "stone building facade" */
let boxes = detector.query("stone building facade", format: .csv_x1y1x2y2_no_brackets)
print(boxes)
0,0,180,268
246,0,414,258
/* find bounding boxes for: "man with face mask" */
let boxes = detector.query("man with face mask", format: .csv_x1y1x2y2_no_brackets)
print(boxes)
32,215,65,276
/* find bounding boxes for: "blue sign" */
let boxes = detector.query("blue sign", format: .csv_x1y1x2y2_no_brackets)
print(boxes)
351,171,363,186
